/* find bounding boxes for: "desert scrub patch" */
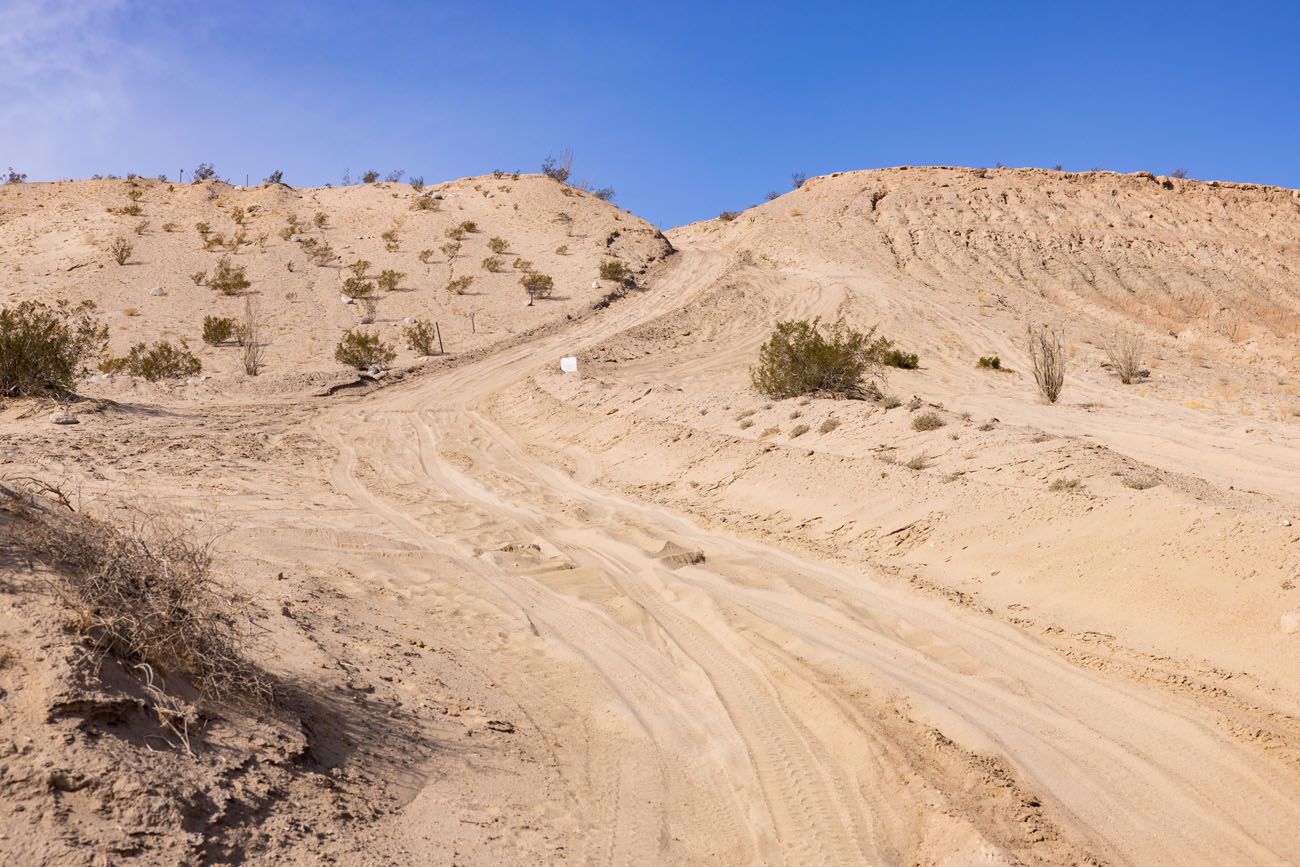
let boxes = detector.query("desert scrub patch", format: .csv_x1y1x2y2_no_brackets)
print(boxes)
0,299,107,397
881,395,902,409
202,315,236,346
751,317,892,400
738,419,754,430
977,355,1001,370
789,423,810,438
403,319,438,356
100,341,201,381
376,269,404,292
488,237,509,254
819,417,840,434
903,451,932,470
446,275,474,295
599,259,632,283
882,349,919,369
912,412,946,431
481,256,504,273
1121,474,1160,490
1047,477,1082,492
3,483,272,705
334,329,396,369
109,236,133,265
521,272,555,300
208,256,250,296
342,277,376,300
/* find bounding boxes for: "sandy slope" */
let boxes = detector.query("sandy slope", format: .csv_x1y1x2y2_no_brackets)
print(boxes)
3,168,1300,865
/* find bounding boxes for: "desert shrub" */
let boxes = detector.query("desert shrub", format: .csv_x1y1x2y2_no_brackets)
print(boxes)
738,418,754,430
230,206,247,225
334,329,395,369
593,186,615,202
195,221,211,238
202,315,236,345
4,167,27,184
133,220,150,236
192,162,216,182
190,270,206,286
404,319,438,356
361,169,380,183
108,202,143,216
481,256,504,273
718,211,740,222
376,269,404,292
912,412,945,431
3,484,271,704
541,150,573,183
488,237,509,253
599,259,632,283
100,341,201,381
382,227,400,251
347,259,371,279
751,318,889,399
883,349,919,369
162,222,178,232
1170,167,1189,179
409,176,425,191
446,275,474,295
444,226,466,241
208,256,250,296
264,169,284,185
555,244,568,255
789,423,810,438
342,276,376,299
819,417,840,434
881,394,902,409
458,220,478,234
1122,474,1160,490
109,236,133,265
791,171,807,189
0,300,107,397
1027,324,1066,403
513,257,534,272
384,169,405,183
1103,331,1146,384
977,355,1001,369
1048,477,1082,492
521,272,554,300
238,298,264,376
418,248,435,264
903,452,932,470
203,232,226,251
412,191,439,211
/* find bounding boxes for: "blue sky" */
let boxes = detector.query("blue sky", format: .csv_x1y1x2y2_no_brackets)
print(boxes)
3,0,1298,227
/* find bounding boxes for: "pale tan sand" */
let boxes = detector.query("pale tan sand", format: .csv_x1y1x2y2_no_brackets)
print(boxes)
2,167,1299,865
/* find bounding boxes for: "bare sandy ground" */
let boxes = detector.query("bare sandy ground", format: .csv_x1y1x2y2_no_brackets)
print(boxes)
2,168,1300,865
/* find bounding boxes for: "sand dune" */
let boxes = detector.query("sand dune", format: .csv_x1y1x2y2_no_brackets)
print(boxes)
2,168,1299,865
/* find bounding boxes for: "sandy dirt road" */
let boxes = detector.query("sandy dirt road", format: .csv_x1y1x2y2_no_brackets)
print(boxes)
267,247,1300,866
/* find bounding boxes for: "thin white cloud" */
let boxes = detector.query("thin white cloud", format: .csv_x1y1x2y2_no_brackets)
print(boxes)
0,0,132,177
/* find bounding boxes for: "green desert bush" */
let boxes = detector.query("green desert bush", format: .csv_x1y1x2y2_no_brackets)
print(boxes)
977,355,1001,369
446,275,474,295
342,277,376,300
376,269,404,292
488,237,509,254
0,300,108,397
521,271,555,299
481,256,504,273
883,349,919,369
110,236,133,265
750,317,890,399
101,341,201,381
599,259,632,283
202,315,237,345
208,256,250,296
403,320,438,356
334,329,395,369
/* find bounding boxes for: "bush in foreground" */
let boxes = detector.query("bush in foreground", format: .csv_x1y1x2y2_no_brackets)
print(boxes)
404,320,438,356
202,315,237,345
0,300,108,397
335,329,395,369
751,318,890,399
